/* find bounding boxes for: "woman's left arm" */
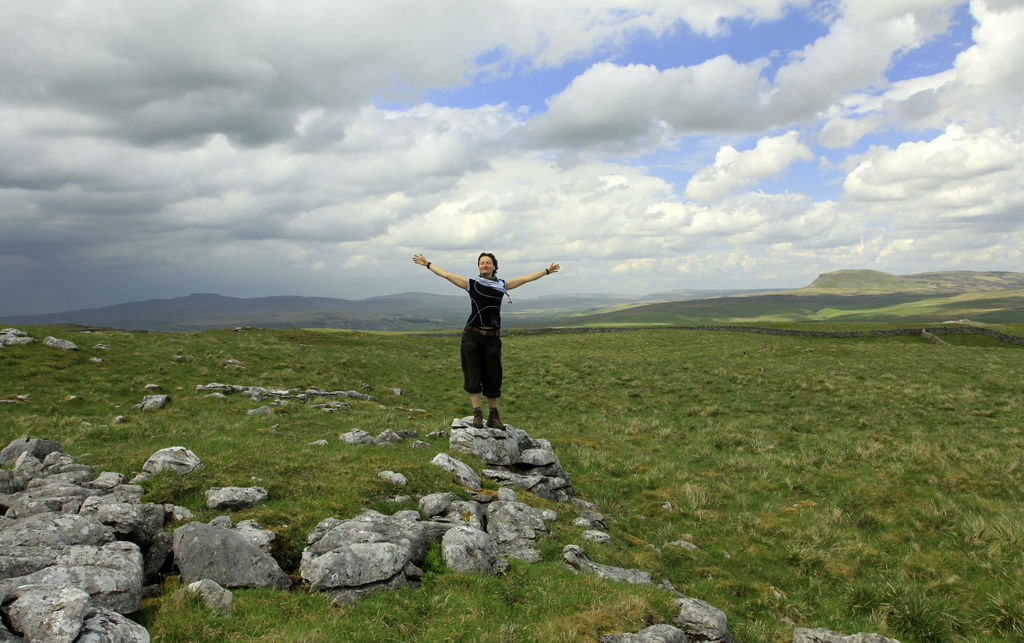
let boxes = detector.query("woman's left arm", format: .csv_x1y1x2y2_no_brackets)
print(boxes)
506,262,560,290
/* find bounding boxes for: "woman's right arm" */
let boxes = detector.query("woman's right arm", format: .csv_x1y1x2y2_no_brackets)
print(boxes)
413,253,468,290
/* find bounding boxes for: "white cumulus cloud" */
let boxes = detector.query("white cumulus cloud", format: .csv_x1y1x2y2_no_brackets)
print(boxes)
684,131,814,202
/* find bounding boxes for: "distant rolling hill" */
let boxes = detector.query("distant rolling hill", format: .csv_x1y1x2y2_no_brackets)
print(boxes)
801,269,1024,293
568,270,1024,325
4,271,1022,331
1,292,471,332
0,289,753,332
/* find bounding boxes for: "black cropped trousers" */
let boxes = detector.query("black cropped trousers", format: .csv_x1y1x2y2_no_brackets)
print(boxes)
460,327,502,399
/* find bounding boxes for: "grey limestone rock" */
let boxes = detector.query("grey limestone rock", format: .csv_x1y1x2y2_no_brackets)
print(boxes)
341,429,375,444
0,328,34,347
377,470,408,486
574,509,609,530
205,486,269,511
300,511,426,600
418,492,454,518
562,545,653,586
583,530,612,544
441,525,499,574
187,578,233,618
132,395,169,411
4,583,91,643
3,478,101,518
1,438,63,466
12,453,44,483
792,628,900,643
0,541,145,614
449,422,525,465
75,608,150,642
429,453,482,490
140,447,201,477
44,336,79,351
0,469,24,495
172,521,291,590
486,498,550,562
481,467,574,503
0,512,113,551
448,421,575,502
233,519,276,554
673,597,735,643
599,624,689,642
340,428,415,445
87,471,126,490
78,497,165,547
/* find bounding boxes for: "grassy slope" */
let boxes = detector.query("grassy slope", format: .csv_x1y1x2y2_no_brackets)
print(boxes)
569,291,1024,326
805,270,1024,293
566,271,1024,326
2,324,1023,642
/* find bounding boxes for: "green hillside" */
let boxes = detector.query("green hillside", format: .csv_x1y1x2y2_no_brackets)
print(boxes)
804,269,1024,293
2,324,1023,641
571,271,1024,326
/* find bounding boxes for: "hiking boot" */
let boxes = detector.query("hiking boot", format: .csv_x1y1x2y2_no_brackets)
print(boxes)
472,408,484,428
486,408,505,429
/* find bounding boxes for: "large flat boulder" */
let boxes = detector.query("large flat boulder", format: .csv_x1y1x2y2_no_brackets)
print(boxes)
172,522,291,590
300,511,426,602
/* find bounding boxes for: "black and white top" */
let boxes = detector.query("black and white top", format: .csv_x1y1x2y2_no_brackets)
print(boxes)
466,277,508,329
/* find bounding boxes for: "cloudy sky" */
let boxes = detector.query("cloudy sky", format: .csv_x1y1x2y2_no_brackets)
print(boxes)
2,1,1022,315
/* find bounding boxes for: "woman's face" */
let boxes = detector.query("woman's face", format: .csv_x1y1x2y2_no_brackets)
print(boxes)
478,255,495,277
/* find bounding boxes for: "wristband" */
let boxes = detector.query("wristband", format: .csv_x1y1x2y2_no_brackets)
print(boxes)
545,268,550,275
426,262,431,269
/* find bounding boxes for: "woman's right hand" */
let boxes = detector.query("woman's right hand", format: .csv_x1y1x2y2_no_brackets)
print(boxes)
412,253,428,267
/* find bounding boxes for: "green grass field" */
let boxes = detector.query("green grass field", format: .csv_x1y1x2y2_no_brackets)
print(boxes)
2,324,1023,642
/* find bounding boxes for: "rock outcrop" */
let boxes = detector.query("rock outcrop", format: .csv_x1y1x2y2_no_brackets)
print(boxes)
0,440,159,640
173,521,291,590
793,628,900,643
449,418,575,502
300,511,427,604
562,544,654,586
1,328,34,346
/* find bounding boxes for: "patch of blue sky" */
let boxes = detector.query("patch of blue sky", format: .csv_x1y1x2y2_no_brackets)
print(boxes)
886,3,974,83
420,55,593,115
416,6,831,115
611,7,830,77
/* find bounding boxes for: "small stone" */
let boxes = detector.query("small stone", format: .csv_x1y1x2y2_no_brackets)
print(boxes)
582,530,612,544
378,470,408,486
206,486,269,511
188,579,233,617
44,336,79,350
132,394,169,411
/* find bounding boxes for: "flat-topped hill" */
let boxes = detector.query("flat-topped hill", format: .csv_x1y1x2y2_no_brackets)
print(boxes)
802,269,1024,293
